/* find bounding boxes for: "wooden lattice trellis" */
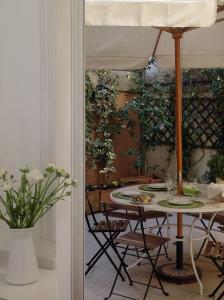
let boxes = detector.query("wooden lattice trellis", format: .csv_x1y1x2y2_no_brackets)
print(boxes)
153,98,223,149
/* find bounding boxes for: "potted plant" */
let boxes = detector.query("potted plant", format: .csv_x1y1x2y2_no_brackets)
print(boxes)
0,164,77,285
207,152,224,183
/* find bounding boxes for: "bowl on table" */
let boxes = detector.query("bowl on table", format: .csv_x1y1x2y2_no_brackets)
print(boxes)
183,185,201,196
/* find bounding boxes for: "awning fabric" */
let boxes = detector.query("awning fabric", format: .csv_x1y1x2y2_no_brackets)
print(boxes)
85,0,224,69
86,0,217,27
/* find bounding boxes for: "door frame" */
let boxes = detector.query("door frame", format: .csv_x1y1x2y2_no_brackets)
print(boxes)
54,0,85,299
71,0,85,299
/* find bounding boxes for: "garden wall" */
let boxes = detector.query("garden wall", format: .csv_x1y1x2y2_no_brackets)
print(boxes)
146,146,216,182
86,70,221,185
86,92,140,185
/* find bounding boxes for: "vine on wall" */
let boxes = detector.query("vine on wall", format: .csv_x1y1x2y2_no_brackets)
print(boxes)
124,68,224,178
85,70,126,182
122,70,174,175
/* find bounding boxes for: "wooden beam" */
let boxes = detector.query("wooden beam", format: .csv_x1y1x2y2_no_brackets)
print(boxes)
152,30,162,57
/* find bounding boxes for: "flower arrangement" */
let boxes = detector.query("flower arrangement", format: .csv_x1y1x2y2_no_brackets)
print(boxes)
0,164,77,229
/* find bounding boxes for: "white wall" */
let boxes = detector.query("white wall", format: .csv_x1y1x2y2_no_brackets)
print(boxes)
0,0,56,268
146,146,217,181
0,1,85,299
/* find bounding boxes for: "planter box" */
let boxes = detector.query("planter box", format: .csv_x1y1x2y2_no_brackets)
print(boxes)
85,190,100,214
120,176,150,185
100,189,114,205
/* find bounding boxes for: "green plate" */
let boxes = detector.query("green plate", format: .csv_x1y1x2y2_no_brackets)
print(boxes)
138,184,167,192
157,199,204,209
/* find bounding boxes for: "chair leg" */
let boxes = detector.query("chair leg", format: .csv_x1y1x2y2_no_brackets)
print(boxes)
211,258,224,275
217,289,224,300
86,231,125,281
85,237,116,274
86,234,113,266
209,278,224,298
142,246,162,300
87,231,119,268
196,219,216,259
128,219,140,260
155,217,171,261
110,240,133,284
145,246,169,297
105,245,132,300
196,238,207,259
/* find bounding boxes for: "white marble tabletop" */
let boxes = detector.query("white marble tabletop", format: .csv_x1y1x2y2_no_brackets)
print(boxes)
110,184,224,214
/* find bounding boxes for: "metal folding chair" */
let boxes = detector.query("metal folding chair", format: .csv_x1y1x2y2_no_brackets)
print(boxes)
103,202,170,300
204,241,224,300
85,197,129,280
195,212,224,259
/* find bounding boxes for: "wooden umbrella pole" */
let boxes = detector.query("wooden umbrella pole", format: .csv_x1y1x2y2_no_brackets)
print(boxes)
173,30,183,269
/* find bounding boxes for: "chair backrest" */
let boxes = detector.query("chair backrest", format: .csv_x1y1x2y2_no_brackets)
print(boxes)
85,193,99,231
102,202,148,248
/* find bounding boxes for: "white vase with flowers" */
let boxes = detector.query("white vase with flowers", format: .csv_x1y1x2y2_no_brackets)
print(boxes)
0,164,77,285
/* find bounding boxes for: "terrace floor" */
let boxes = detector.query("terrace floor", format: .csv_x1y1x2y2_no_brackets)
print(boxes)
85,213,223,300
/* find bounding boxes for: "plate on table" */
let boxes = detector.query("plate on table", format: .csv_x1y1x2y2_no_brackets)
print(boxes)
148,183,166,189
167,198,193,206
121,191,142,197
139,183,167,192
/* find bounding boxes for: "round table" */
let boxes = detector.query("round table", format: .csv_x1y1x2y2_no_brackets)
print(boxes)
110,184,224,295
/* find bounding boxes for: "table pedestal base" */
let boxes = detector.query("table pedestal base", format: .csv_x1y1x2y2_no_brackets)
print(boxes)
157,263,201,284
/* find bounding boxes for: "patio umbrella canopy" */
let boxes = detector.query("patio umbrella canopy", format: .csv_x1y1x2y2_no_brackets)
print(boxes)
86,0,224,69
85,0,224,286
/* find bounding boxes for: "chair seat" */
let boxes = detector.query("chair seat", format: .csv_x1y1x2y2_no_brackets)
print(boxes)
94,219,129,232
190,212,224,225
143,210,167,219
106,210,167,221
115,232,169,251
204,241,224,260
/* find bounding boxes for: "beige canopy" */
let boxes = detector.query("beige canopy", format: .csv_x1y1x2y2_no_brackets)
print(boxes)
86,0,224,69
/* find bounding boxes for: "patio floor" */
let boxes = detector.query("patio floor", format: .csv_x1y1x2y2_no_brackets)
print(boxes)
85,213,223,300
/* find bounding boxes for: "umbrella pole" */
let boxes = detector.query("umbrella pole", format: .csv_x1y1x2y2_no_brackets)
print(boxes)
173,31,183,270
156,30,201,283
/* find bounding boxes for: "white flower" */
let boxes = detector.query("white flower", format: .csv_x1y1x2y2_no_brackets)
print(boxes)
20,166,29,173
0,169,7,177
26,169,44,184
0,180,13,192
46,163,56,172
64,179,72,186
56,168,66,177
64,179,78,187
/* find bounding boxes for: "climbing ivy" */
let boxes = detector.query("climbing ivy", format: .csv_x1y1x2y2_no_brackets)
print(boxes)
124,68,224,178
85,70,126,182
123,70,174,175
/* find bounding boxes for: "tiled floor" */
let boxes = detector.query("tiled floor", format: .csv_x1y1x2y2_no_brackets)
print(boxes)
85,213,224,300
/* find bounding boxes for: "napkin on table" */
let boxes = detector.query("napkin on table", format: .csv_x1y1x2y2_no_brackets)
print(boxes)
207,183,224,202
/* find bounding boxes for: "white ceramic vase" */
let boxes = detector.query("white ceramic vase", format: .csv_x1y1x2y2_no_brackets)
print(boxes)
6,227,39,285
